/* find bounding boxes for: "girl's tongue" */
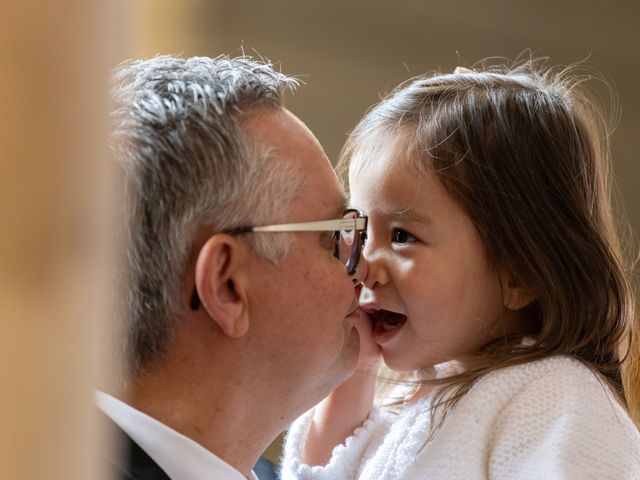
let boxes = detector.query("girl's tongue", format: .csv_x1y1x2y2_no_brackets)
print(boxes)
371,309,407,344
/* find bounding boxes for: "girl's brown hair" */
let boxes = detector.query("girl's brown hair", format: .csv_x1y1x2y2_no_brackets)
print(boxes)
340,58,639,429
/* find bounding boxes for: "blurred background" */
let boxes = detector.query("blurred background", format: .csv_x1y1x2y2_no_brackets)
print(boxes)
134,0,640,233
1,0,638,477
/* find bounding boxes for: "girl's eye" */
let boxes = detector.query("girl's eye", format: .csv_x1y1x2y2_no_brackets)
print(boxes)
391,228,417,244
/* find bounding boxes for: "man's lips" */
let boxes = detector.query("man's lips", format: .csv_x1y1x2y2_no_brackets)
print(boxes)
346,299,360,317
345,300,361,331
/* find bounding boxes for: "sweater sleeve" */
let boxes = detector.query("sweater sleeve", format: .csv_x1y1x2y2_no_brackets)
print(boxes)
488,361,640,480
280,406,386,480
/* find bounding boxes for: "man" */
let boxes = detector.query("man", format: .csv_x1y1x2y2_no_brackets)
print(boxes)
101,56,367,480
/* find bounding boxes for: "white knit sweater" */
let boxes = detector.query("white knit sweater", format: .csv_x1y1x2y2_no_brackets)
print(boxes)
282,356,640,479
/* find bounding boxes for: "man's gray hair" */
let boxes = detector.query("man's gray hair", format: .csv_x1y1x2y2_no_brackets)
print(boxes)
111,55,302,374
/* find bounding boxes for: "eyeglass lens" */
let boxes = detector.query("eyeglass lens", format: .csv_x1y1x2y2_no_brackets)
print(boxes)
336,211,360,274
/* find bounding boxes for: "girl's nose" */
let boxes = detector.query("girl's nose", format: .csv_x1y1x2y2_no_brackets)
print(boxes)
360,243,389,290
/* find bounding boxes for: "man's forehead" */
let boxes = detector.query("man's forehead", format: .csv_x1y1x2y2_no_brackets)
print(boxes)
242,109,323,170
242,107,315,148
243,107,346,216
296,174,347,219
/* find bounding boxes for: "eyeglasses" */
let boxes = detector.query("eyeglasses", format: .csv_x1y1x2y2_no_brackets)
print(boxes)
190,208,367,310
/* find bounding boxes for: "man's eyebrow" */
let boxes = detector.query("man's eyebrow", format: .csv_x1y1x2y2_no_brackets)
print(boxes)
333,196,348,216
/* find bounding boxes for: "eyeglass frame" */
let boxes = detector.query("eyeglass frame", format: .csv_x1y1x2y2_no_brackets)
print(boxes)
189,208,368,310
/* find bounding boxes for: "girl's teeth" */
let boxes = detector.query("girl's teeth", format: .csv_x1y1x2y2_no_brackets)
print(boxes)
382,321,397,331
381,313,406,331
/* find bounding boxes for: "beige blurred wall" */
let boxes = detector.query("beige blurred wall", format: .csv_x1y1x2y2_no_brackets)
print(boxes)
0,0,124,478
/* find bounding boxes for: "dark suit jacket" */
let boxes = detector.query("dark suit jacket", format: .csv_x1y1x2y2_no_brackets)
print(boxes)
102,414,279,480
103,414,171,480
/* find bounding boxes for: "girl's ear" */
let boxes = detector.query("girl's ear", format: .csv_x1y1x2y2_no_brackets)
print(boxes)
194,234,249,338
500,271,538,311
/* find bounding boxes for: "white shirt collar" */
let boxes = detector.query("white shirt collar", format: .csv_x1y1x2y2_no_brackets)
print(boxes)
96,391,257,480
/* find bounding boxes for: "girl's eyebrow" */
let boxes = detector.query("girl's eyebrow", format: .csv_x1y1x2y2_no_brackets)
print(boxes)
390,207,434,226
362,204,434,226
348,203,433,226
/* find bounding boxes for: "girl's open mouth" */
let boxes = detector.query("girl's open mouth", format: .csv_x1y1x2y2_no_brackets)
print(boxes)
370,309,407,344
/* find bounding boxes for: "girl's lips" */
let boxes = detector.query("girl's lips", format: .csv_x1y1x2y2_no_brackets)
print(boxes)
373,320,401,344
359,301,382,315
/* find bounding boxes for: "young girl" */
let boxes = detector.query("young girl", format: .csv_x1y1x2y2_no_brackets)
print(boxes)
281,61,640,479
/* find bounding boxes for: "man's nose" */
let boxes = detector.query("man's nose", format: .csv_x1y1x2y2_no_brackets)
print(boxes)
351,255,368,286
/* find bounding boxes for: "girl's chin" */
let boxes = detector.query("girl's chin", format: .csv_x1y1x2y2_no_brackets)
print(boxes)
380,348,441,374
379,349,418,373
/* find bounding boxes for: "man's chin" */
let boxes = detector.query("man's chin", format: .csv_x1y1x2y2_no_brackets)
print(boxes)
350,323,361,344
343,326,361,374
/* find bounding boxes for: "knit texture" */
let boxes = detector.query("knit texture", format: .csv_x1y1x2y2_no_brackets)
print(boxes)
282,356,640,480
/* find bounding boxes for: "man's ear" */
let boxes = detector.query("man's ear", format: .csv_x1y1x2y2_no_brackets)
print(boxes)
500,270,538,311
194,234,249,338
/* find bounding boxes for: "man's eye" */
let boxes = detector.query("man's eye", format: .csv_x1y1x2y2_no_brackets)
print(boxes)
391,228,417,244
320,231,336,251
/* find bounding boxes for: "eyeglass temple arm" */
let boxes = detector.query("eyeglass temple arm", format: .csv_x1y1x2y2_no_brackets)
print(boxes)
192,215,367,310
232,217,366,233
